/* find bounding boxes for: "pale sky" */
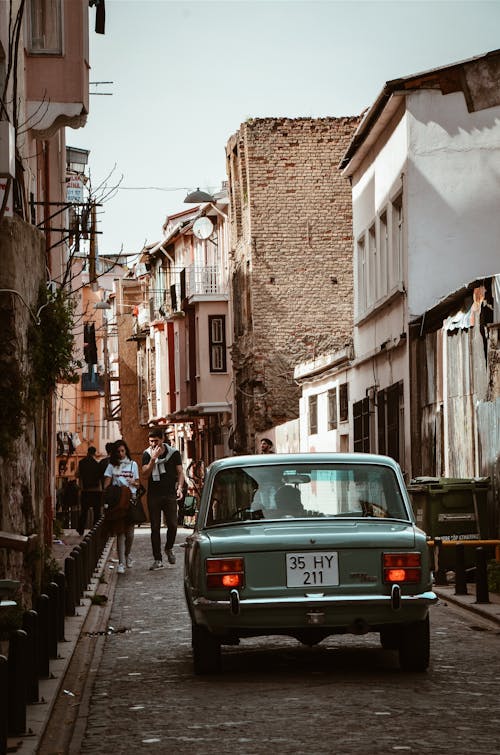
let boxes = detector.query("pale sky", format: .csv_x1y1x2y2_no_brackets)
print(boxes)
67,0,500,255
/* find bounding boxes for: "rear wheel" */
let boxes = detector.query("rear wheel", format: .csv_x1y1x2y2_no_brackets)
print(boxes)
398,616,430,672
192,623,221,675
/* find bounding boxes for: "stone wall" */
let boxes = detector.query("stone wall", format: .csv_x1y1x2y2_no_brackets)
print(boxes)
226,116,360,453
0,215,47,607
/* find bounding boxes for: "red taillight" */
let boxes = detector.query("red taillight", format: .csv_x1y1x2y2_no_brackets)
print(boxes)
383,553,421,584
206,558,245,589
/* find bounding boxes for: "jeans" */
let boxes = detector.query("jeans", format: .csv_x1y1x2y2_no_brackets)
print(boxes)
148,494,178,561
117,524,135,565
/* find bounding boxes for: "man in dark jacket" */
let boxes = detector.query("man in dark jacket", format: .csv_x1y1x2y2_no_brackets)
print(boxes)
77,446,102,535
142,428,184,569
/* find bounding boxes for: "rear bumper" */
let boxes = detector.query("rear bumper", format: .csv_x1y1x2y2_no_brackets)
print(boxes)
191,590,438,632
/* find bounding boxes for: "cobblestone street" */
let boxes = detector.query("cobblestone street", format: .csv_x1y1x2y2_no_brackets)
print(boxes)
39,526,500,755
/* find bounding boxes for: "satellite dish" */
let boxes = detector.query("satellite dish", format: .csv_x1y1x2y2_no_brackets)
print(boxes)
193,217,214,240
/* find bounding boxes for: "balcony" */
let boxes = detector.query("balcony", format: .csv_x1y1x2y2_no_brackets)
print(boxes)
186,266,228,298
82,370,104,393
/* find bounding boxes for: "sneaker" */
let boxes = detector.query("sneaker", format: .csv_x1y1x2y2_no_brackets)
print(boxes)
126,556,133,568
117,563,125,574
149,560,164,571
165,549,176,565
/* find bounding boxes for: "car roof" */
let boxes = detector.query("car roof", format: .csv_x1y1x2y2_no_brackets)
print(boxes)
208,452,402,473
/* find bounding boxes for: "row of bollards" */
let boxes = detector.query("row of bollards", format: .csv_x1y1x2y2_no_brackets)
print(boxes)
0,518,109,752
434,539,492,603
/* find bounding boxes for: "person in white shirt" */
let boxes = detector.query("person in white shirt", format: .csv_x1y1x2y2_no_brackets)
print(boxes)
103,440,140,574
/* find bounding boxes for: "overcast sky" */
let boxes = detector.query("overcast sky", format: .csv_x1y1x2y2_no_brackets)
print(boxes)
67,0,500,255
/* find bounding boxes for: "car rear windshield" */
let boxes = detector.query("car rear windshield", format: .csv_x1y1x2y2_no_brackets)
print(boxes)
205,462,410,526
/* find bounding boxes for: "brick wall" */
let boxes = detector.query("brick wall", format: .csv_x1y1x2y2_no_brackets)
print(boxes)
226,116,360,453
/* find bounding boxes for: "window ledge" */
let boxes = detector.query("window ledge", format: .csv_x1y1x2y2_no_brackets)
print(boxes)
355,284,405,327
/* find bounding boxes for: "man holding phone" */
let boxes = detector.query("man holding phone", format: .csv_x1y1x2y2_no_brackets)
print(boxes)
142,428,184,570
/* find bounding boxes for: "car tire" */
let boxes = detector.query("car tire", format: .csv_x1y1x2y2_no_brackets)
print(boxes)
398,615,430,672
192,623,221,675
379,625,400,651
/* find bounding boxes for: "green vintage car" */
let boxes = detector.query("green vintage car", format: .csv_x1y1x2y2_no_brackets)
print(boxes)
183,453,437,674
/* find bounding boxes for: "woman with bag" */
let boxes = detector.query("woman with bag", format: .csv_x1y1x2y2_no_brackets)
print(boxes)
103,440,140,574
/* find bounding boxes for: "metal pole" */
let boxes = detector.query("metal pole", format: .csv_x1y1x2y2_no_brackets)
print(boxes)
454,543,468,595
54,572,66,640
475,546,490,604
36,594,50,678
47,582,59,659
434,538,448,586
64,555,76,616
7,629,28,736
22,610,39,703
0,655,7,755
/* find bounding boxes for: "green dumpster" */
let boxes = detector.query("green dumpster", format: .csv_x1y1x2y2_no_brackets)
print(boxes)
407,477,491,569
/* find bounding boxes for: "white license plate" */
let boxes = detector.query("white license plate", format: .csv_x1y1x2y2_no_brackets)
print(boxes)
286,552,339,587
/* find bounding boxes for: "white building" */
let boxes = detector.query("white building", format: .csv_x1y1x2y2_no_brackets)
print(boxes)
296,49,500,485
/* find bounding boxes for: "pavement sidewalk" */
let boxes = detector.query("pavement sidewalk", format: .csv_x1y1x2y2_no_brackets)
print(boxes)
7,528,500,753
7,528,115,755
433,582,500,625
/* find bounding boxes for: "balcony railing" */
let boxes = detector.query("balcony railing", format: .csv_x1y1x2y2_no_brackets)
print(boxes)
81,371,104,393
186,265,227,297
146,266,228,322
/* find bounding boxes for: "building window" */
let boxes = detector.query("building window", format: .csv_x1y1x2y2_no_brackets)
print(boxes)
391,193,403,288
28,0,63,54
378,211,388,299
308,395,318,435
377,382,403,464
339,383,349,423
328,388,337,431
368,224,376,306
357,234,367,317
353,397,370,453
209,315,226,372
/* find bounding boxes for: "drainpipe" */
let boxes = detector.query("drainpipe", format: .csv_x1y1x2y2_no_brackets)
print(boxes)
43,140,51,265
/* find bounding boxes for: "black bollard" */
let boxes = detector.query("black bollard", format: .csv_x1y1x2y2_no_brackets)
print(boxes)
54,572,66,640
434,538,448,586
47,582,59,659
7,629,28,736
72,546,83,601
64,556,76,616
22,610,39,703
475,546,490,604
0,655,8,753
36,594,50,678
454,543,468,595
80,538,90,588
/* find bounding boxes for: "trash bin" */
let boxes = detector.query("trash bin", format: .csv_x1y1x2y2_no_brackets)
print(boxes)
407,477,491,569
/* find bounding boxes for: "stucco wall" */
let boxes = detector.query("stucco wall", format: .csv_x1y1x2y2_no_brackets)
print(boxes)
406,89,500,318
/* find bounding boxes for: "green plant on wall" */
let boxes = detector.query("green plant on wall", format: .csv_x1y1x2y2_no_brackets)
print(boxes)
29,285,81,400
0,284,81,458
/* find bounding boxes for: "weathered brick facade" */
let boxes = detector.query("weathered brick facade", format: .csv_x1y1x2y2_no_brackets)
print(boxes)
226,116,360,453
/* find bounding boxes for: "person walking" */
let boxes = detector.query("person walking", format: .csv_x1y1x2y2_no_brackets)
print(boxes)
98,442,115,485
142,428,184,570
76,446,102,535
103,440,140,574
